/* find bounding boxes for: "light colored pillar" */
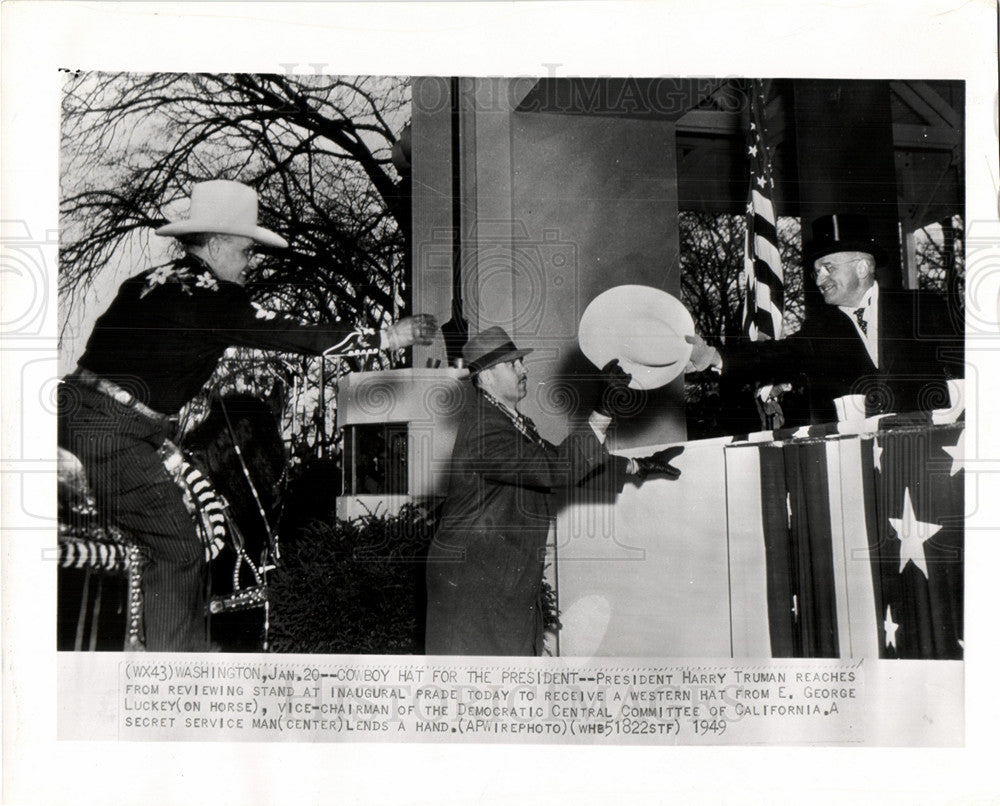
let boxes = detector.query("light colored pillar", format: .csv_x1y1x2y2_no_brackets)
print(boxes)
410,76,456,369
460,78,686,446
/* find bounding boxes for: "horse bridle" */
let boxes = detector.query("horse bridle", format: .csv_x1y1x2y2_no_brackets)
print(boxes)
215,393,281,558
215,393,285,650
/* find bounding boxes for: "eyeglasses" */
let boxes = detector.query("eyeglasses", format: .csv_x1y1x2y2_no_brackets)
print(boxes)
212,235,259,260
812,257,862,278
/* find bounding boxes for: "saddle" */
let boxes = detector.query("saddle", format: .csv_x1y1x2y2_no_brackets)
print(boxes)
57,441,267,650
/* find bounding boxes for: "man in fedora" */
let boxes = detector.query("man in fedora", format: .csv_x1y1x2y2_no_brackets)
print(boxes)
425,326,682,656
686,214,961,424
59,179,436,651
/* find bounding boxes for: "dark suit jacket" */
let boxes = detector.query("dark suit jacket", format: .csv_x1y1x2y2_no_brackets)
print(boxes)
425,393,623,656
721,288,961,424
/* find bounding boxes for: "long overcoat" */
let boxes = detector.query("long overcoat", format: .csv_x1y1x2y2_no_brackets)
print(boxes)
425,393,618,656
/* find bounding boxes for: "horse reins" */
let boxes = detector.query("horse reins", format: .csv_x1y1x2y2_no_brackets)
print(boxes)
215,394,279,559
215,394,281,650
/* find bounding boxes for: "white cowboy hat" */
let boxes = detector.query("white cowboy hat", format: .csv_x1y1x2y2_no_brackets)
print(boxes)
578,285,695,390
155,180,288,248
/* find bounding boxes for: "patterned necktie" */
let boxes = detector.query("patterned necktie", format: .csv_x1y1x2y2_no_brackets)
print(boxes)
853,307,868,336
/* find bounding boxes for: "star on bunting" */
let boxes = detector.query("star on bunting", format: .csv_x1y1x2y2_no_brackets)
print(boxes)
872,438,883,471
888,487,941,578
748,144,758,157
884,605,899,649
941,430,965,477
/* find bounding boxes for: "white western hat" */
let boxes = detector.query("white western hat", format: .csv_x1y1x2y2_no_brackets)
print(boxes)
155,180,288,248
578,285,694,390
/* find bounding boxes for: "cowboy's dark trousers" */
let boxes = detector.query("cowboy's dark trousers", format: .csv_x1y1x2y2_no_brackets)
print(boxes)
59,380,207,651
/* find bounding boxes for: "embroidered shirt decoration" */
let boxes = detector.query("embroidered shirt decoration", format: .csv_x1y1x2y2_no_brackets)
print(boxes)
480,389,551,453
140,261,221,299
251,302,279,321
195,271,218,291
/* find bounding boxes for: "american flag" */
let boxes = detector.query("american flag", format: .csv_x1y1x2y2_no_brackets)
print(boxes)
741,79,784,341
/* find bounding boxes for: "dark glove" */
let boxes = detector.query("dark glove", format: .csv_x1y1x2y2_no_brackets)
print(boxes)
633,445,684,479
595,359,633,417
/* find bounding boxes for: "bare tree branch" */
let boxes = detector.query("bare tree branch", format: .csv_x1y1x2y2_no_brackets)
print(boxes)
60,71,412,459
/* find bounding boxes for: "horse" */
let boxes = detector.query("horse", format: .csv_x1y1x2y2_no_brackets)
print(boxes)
57,393,287,652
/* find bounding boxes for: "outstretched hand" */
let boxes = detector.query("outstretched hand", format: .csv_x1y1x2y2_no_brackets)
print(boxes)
384,314,438,350
595,358,633,416
633,445,684,480
685,334,722,374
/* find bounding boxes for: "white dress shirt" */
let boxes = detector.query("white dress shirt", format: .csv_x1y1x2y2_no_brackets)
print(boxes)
839,282,879,368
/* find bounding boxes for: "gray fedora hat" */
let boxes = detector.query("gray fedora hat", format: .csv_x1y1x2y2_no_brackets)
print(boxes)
462,327,533,374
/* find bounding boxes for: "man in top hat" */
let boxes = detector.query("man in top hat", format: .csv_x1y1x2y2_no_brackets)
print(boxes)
59,179,436,651
425,327,683,656
686,214,961,424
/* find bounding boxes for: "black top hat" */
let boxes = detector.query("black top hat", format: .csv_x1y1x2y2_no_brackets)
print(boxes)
462,326,533,374
805,214,887,266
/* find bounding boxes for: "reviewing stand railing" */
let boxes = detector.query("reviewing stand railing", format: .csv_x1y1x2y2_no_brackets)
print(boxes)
554,407,965,659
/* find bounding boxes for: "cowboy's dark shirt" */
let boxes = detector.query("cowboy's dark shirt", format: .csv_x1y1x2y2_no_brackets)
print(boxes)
78,255,374,414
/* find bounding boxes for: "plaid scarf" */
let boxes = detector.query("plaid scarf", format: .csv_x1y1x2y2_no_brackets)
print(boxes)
479,390,552,453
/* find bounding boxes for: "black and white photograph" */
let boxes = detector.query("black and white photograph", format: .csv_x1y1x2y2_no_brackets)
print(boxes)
3,2,999,804
54,73,966,660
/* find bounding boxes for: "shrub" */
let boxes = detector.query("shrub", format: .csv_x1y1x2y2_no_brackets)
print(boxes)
268,503,438,654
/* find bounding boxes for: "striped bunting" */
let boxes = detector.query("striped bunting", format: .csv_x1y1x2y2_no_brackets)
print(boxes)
725,418,963,659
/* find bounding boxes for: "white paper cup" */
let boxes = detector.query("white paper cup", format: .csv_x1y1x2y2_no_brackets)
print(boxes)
834,394,866,422
947,378,965,411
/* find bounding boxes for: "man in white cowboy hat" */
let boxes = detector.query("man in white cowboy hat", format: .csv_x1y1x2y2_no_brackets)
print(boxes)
58,179,436,651
686,213,961,424
424,326,683,656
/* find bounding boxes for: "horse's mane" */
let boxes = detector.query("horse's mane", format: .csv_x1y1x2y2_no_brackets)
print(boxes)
183,393,286,516
185,393,278,447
